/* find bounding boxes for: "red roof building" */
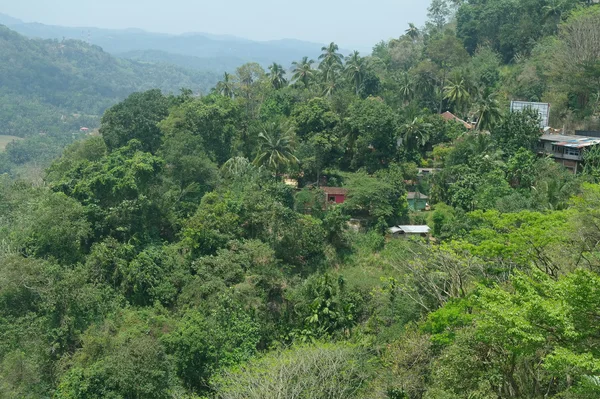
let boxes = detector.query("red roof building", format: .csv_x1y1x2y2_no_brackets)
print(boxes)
321,187,348,204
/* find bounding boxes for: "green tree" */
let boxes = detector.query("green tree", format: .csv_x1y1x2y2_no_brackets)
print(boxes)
319,42,344,84
475,88,502,131
345,51,367,95
345,98,399,171
99,89,170,153
267,62,288,90
444,78,471,116
215,72,236,98
400,117,433,154
55,309,179,399
492,108,541,157
291,56,316,88
405,22,420,41
159,94,240,164
253,121,299,179
163,303,260,393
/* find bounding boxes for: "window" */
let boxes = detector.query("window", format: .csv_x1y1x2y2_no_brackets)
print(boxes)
565,147,580,157
329,196,336,202
552,145,564,153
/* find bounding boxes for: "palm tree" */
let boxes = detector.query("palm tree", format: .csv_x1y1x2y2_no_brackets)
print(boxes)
319,42,344,68
319,42,344,83
321,79,338,97
542,0,566,23
215,72,235,98
444,78,471,115
345,51,367,95
397,72,414,104
221,157,254,179
400,117,432,151
474,88,502,131
253,122,298,180
405,23,420,41
291,56,316,89
267,63,288,90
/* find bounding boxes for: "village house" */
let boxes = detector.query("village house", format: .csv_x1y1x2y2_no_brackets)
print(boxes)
538,133,600,173
321,186,348,205
407,191,429,211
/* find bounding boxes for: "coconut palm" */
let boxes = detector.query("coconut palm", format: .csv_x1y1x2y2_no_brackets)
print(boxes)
221,157,255,179
542,0,567,23
444,78,471,115
214,72,235,98
397,72,414,104
400,117,432,150
474,88,503,131
268,63,288,90
405,23,420,41
321,79,338,98
253,122,298,180
345,51,367,95
319,42,344,68
291,56,316,88
319,42,344,83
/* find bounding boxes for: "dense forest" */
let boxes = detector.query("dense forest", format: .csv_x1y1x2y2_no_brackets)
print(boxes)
1,1,600,398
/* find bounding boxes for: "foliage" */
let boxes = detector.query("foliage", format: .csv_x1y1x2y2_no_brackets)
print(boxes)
2,5,600,398
211,344,367,399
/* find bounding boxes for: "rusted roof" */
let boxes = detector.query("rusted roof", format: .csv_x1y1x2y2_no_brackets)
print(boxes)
540,134,600,149
321,186,348,195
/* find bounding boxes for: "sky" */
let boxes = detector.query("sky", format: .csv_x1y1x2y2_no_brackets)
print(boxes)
1,0,430,50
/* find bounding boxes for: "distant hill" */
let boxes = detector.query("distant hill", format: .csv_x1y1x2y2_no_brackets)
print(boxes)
118,49,248,73
0,25,220,137
0,13,329,71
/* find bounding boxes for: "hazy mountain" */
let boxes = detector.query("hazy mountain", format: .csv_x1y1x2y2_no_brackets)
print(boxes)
0,13,330,72
119,49,247,73
0,25,219,137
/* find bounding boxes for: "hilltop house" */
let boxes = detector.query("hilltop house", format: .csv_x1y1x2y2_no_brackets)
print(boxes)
538,133,600,173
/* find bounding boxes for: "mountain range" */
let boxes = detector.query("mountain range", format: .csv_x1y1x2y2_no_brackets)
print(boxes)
0,13,330,72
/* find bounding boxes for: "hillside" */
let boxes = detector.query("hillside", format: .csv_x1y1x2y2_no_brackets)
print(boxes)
117,49,247,72
0,13,328,71
2,2,600,399
0,25,219,137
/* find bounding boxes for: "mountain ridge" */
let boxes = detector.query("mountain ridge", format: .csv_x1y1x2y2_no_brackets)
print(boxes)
0,13,335,71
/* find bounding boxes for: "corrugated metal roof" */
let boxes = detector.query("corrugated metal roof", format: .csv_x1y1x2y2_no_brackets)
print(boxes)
541,134,600,148
391,225,431,234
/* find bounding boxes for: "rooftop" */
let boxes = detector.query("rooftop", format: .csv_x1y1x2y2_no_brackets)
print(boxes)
407,192,428,200
441,111,473,129
390,225,431,234
540,134,600,148
320,186,348,196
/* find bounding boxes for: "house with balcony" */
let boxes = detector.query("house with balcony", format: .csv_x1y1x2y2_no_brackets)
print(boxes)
538,133,600,173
